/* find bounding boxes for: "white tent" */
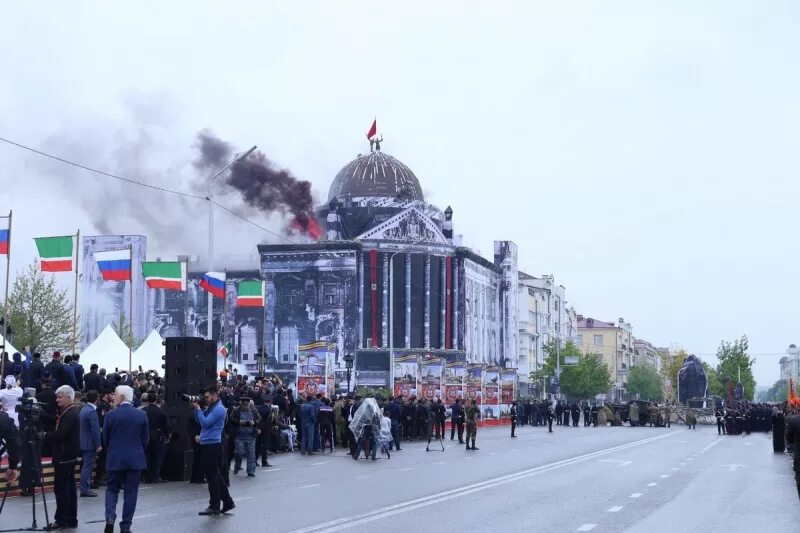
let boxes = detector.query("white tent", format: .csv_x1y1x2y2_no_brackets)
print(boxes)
0,332,19,356
132,329,165,372
80,324,132,372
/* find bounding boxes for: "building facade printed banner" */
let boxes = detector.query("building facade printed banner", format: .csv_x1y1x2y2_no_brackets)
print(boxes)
466,364,483,405
296,341,335,396
393,353,418,398
500,369,516,419
484,367,500,406
444,361,465,403
418,356,443,401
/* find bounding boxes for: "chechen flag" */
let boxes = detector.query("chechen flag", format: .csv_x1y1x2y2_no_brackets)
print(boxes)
94,249,132,281
237,280,264,307
34,235,74,272
200,271,226,299
366,119,377,140
141,261,187,291
0,227,8,255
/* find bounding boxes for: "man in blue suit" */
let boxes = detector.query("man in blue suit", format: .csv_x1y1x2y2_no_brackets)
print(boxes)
103,385,148,533
79,389,102,497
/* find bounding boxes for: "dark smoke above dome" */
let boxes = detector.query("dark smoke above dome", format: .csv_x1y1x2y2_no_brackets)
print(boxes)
328,151,424,203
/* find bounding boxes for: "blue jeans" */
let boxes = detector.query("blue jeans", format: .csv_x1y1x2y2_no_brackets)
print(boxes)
301,423,315,452
80,450,96,494
105,470,141,532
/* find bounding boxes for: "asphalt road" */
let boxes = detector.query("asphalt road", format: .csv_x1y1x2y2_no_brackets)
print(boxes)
2,423,797,532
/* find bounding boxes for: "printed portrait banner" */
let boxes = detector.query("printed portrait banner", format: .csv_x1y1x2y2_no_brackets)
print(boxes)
500,370,516,405
444,361,465,403
484,367,500,405
466,364,484,405
297,341,334,396
418,356,443,401
393,353,418,398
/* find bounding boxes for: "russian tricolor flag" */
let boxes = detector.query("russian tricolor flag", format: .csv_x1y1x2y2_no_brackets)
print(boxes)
200,271,226,299
94,249,132,281
0,228,8,255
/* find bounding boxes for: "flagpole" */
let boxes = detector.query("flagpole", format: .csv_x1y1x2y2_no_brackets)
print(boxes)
1,210,11,378
222,269,228,345
261,280,266,378
72,229,80,354
128,244,133,371
183,258,189,336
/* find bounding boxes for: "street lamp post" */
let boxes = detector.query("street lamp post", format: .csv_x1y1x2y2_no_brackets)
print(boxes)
206,145,258,340
344,352,354,392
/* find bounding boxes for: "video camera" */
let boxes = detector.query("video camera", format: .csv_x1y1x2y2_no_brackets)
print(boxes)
181,388,206,405
15,388,44,431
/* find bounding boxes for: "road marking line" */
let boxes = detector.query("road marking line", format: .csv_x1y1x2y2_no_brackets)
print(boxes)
398,467,415,471
680,462,686,466
234,496,254,501
311,462,328,466
299,483,322,489
660,474,670,478
671,467,679,471
433,461,446,465
286,431,679,533
701,438,724,453
608,506,623,512
630,493,642,498
577,524,597,531
490,452,497,456
647,483,657,487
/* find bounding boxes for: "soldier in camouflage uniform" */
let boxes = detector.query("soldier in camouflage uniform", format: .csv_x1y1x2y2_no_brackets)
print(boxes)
465,399,480,450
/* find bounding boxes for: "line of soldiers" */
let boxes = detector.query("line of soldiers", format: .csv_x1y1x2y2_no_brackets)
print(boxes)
714,402,773,435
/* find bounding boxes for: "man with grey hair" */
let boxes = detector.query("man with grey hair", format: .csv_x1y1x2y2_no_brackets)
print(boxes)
45,384,81,529
103,384,148,533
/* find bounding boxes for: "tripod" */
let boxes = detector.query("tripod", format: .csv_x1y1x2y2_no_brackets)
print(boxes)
425,420,444,452
0,423,51,532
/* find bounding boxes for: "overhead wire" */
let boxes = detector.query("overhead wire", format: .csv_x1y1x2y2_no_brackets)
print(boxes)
0,135,297,244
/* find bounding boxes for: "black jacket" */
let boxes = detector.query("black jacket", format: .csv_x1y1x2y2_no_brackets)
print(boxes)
46,403,81,463
26,360,45,389
450,403,464,424
83,371,103,393
142,404,170,442
36,388,58,431
44,360,65,387
431,402,446,422
0,411,20,469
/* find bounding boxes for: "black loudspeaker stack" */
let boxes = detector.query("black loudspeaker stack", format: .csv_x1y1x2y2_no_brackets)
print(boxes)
161,336,217,481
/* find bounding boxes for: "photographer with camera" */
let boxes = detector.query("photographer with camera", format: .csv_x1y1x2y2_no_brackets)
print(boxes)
192,385,235,516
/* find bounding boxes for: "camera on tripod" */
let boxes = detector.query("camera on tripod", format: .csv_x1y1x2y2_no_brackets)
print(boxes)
14,388,43,431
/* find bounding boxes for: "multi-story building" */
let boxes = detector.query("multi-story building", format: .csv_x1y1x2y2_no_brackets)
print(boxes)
517,272,578,395
577,316,634,400
781,344,800,384
633,338,665,372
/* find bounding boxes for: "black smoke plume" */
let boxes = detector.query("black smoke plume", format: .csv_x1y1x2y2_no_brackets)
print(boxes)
194,131,321,240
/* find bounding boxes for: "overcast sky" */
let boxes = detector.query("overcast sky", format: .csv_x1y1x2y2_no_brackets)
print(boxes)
2,1,798,386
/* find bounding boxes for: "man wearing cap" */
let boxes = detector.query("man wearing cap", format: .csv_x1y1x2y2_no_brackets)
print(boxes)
230,396,261,476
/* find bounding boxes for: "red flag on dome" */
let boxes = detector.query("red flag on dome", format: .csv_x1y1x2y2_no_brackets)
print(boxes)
366,119,377,140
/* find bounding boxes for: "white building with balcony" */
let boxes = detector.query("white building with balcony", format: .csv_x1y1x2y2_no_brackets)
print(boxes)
517,272,578,395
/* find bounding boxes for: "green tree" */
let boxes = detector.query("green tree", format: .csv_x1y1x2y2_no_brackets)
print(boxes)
626,363,662,401
530,340,613,398
112,313,138,349
714,335,756,400
7,261,79,353
659,348,686,402
702,361,723,397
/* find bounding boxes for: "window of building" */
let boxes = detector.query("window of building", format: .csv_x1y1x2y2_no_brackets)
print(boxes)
528,287,535,296
322,284,340,306
529,311,535,323
593,335,603,346
577,334,583,345
554,300,559,311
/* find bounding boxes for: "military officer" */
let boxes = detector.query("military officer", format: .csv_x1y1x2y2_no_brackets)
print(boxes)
465,399,479,450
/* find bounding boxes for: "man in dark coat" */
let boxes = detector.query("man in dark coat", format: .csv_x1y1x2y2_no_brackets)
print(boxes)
26,352,45,390
449,398,465,443
571,401,580,427
103,385,149,533
141,393,170,483
84,364,103,393
785,414,800,499
772,409,786,453
70,354,85,391
45,385,82,529
45,351,66,388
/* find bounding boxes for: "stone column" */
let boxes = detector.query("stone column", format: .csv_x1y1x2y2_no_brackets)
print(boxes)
424,254,431,349
405,253,412,348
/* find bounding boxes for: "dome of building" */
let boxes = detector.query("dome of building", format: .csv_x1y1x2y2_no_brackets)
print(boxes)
328,150,424,203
